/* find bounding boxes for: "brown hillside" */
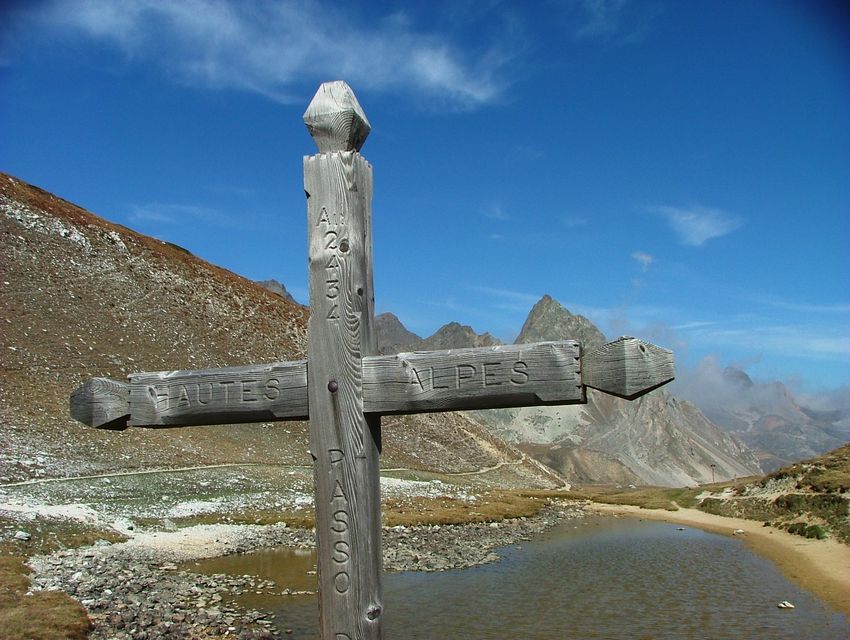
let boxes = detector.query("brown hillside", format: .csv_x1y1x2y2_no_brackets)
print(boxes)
0,172,559,487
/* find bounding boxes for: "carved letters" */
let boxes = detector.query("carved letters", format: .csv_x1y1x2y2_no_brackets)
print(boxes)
147,378,281,413
410,360,529,392
328,448,352,599
317,207,346,321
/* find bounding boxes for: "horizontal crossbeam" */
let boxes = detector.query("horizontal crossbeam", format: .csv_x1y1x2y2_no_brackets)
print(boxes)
69,338,673,429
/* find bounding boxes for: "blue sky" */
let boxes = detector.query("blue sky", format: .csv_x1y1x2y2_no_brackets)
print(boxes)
2,0,848,400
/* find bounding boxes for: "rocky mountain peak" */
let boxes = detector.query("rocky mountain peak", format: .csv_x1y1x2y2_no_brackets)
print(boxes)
375,312,423,354
256,279,298,305
515,295,606,348
422,322,501,351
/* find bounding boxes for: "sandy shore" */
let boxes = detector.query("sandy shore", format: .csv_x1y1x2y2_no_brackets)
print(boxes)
589,503,850,616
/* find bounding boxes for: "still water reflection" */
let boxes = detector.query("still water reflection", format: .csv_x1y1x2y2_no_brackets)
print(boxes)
190,517,850,639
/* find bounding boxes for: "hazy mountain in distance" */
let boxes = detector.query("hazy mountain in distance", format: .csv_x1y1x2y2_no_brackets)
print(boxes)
684,364,846,472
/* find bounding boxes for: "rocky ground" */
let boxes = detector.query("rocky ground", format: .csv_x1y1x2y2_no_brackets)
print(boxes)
1,463,585,638
25,502,585,639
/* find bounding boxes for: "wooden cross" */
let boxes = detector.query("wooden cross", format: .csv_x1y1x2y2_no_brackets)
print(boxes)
69,81,674,640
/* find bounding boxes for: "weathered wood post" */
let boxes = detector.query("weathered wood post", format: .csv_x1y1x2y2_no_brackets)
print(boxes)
303,81,383,640
69,79,677,640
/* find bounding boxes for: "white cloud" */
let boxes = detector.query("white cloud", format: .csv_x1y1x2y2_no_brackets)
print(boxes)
631,250,654,270
651,204,742,246
28,0,512,108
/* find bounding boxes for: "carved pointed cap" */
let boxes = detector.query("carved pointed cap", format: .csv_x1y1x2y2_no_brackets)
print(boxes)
303,81,371,153
582,337,674,400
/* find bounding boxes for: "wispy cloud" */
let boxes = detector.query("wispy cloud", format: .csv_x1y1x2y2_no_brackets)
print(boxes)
631,250,654,270
471,286,542,311
126,202,237,227
575,0,628,39
562,216,589,228
650,204,742,246
683,322,850,362
27,0,514,108
482,203,511,221
672,320,717,331
572,0,653,45
752,296,850,315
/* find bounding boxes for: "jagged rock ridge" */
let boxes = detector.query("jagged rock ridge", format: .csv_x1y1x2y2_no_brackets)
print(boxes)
421,322,500,351
516,295,605,348
375,315,498,354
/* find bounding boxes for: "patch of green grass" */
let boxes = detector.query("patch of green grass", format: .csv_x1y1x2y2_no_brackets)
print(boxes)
584,486,709,511
0,516,127,639
0,556,92,640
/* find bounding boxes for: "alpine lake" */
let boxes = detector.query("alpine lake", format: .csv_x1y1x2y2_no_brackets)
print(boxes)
186,515,850,639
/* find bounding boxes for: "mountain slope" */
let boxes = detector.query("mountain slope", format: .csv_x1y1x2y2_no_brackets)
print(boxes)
0,172,559,488
441,296,760,486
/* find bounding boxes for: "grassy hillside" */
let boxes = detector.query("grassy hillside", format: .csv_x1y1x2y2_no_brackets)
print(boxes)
589,444,850,544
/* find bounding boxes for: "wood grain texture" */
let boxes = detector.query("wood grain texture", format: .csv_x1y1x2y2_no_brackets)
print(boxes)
303,81,371,153
69,378,130,430
67,337,677,427
69,341,581,428
363,341,582,414
582,337,674,400
126,361,308,427
305,144,382,639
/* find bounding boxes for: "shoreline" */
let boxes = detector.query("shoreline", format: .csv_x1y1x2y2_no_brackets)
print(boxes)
589,503,850,617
